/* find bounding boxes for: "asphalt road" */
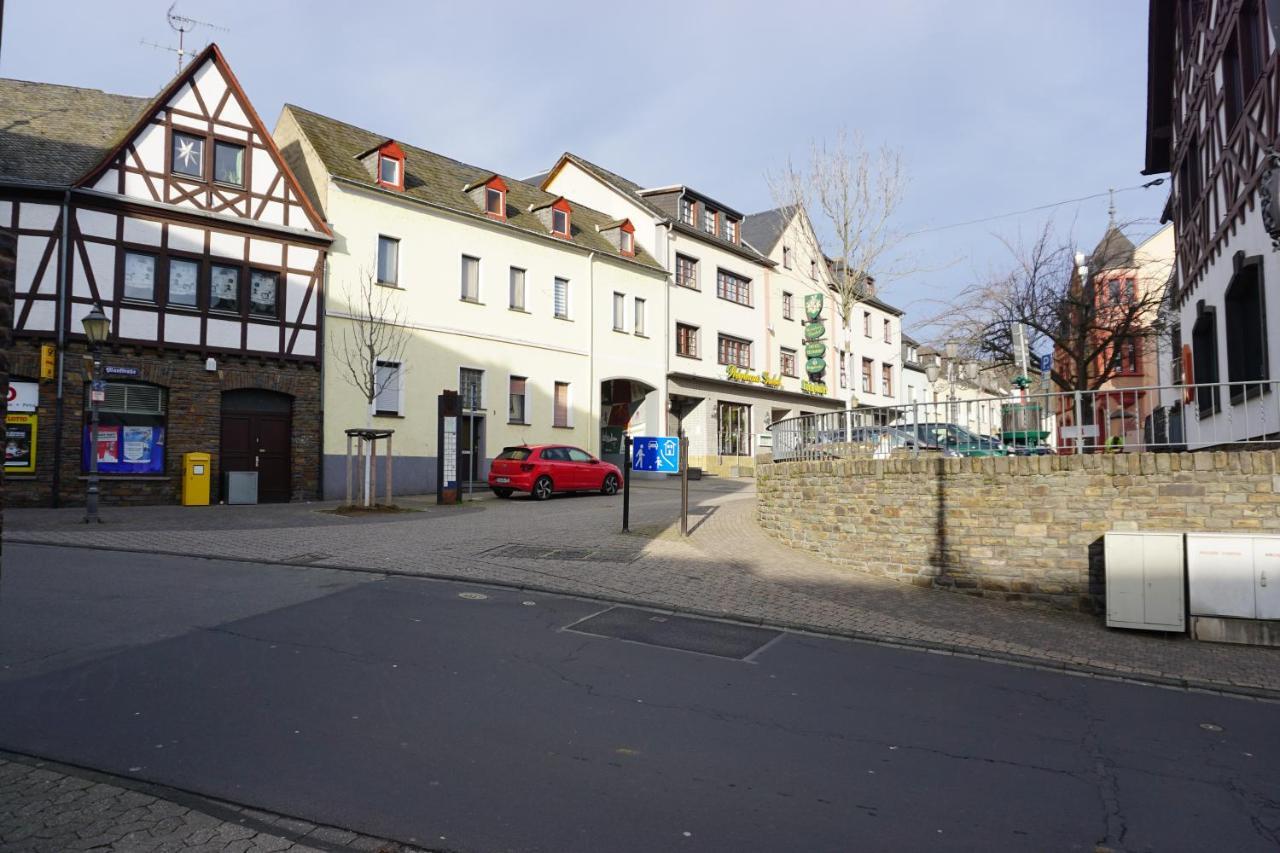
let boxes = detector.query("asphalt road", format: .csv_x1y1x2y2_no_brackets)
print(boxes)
1,544,1277,852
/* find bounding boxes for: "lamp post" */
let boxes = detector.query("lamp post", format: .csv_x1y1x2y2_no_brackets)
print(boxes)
81,306,109,524
924,343,980,428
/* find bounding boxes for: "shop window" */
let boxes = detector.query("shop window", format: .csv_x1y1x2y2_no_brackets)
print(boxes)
83,382,166,474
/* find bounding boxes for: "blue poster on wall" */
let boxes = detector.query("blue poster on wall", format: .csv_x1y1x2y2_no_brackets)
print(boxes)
82,425,165,474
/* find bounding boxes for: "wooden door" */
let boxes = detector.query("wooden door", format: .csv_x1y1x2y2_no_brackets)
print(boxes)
220,390,293,503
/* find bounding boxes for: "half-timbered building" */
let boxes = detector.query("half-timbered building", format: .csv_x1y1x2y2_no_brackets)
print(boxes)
1145,1,1280,446
0,45,331,506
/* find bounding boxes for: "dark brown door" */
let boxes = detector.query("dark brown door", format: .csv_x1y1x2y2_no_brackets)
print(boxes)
220,390,293,503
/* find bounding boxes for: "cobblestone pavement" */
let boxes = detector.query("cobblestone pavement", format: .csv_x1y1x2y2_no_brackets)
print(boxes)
8,479,1279,697
0,753,428,852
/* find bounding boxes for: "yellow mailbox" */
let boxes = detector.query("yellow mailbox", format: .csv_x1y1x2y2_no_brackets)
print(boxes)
182,452,211,506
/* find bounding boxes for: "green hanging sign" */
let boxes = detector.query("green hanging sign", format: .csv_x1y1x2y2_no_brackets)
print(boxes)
805,357,826,375
804,342,826,359
803,322,824,342
804,293,823,321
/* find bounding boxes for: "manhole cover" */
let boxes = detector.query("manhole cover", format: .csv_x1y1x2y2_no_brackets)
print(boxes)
565,607,781,660
458,592,489,600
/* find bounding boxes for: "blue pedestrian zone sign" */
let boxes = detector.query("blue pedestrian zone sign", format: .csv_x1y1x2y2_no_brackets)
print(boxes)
632,436,680,473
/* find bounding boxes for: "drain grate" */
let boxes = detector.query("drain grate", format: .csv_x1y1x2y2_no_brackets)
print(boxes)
483,544,641,564
565,607,781,660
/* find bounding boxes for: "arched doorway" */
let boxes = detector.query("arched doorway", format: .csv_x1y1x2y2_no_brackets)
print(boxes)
600,378,656,469
220,389,293,503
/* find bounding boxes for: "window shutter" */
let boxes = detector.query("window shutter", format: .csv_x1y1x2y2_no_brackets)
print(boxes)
374,362,401,414
101,382,165,415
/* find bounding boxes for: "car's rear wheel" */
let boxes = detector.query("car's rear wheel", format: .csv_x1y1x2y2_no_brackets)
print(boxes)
492,487,513,498
601,473,619,496
532,476,553,501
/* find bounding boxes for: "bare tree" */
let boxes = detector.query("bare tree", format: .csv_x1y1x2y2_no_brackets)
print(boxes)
770,128,911,326
333,269,410,505
933,219,1173,393
334,269,410,423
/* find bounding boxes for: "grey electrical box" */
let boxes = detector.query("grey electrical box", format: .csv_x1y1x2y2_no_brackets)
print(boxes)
1104,531,1185,632
224,470,259,505
1186,533,1280,620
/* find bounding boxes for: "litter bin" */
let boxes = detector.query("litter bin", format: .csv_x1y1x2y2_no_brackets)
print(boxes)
182,452,211,506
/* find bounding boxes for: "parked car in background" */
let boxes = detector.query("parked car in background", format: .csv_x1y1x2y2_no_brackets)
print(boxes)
813,425,941,455
905,423,1010,457
488,445,622,500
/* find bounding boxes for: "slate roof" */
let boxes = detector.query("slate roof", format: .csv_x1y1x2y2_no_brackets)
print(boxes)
1089,225,1137,270
741,206,798,256
0,78,151,186
284,107,663,272
548,152,772,265
860,293,905,317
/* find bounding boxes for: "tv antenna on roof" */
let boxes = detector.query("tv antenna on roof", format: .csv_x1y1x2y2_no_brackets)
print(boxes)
140,4,228,75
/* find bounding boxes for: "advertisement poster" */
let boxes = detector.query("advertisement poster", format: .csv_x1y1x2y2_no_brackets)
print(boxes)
96,426,120,464
5,414,36,474
82,425,165,474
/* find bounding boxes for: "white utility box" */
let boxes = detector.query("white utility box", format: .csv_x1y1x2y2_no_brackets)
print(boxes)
1186,533,1280,620
1104,531,1185,632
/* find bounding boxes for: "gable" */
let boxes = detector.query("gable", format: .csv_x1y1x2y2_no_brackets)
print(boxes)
80,45,328,236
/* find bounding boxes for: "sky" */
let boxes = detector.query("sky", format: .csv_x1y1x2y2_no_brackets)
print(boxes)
0,0,1165,341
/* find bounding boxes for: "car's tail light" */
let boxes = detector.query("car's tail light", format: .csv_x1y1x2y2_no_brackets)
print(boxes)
520,463,535,472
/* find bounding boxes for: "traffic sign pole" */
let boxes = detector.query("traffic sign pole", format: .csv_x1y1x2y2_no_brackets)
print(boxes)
622,435,631,532
679,429,689,537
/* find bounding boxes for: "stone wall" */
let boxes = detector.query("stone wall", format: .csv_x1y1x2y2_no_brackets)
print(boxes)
756,451,1280,612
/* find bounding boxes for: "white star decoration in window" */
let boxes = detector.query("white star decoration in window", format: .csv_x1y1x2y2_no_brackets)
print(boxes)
176,139,200,169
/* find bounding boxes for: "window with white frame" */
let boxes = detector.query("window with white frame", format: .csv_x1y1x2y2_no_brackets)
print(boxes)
509,266,525,310
613,292,626,331
703,206,716,233
634,297,646,336
378,155,400,186
553,381,571,427
374,361,403,416
780,348,797,377
460,368,483,412
377,236,399,285
782,291,793,320
679,197,694,225
552,207,570,236
461,255,480,302
675,254,698,289
554,277,570,319
508,376,527,424
620,229,634,255
717,334,752,368
485,186,504,217
123,251,157,302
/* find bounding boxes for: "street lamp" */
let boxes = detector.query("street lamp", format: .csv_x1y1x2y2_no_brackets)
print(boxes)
81,306,109,524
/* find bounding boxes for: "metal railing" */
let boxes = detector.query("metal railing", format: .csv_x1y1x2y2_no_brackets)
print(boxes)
766,379,1280,462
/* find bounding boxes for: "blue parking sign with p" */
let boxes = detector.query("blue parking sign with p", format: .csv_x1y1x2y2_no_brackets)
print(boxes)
631,436,680,473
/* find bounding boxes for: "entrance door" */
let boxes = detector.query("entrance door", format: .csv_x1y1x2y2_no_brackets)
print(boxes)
458,415,485,484
220,389,293,503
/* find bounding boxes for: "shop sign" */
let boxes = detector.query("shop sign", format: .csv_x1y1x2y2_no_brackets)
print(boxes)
804,293,824,321
805,357,827,375
5,413,37,474
804,342,826,359
6,380,38,413
760,373,782,389
103,365,140,378
726,364,762,384
801,380,828,396
803,322,824,342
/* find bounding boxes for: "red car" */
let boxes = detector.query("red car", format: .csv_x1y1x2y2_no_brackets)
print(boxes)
488,444,622,500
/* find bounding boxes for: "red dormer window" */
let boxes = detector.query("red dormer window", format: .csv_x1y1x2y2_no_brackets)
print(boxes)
375,141,405,191
551,198,572,238
483,176,508,220
619,219,636,256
